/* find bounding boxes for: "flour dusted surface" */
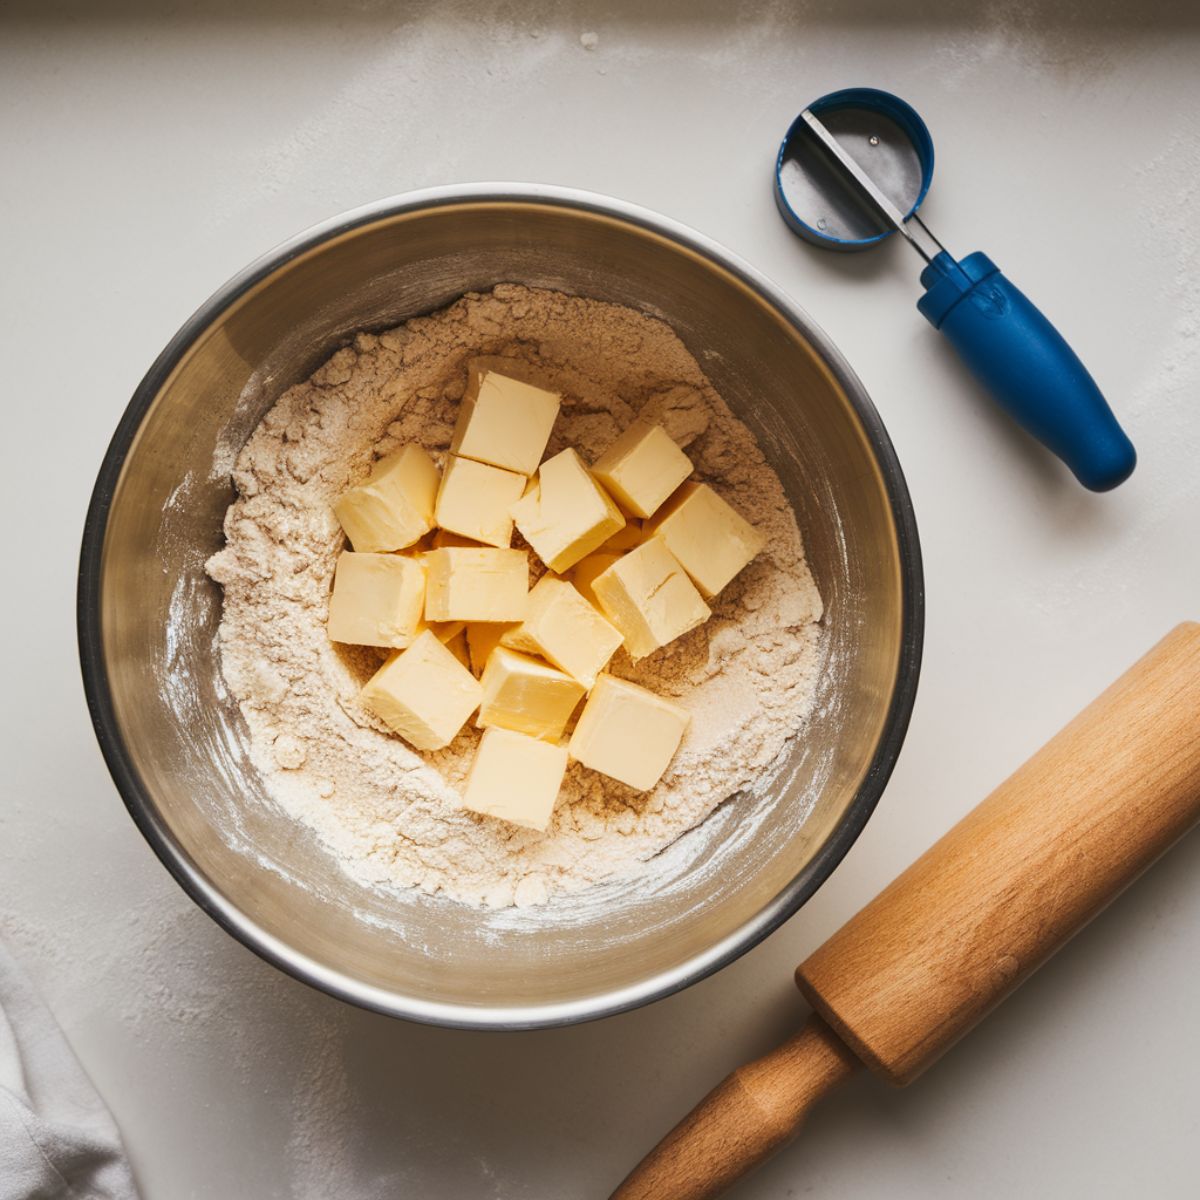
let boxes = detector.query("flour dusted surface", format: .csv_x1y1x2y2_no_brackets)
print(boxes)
206,285,823,909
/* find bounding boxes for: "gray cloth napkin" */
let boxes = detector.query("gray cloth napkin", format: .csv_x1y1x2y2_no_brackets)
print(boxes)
0,944,138,1200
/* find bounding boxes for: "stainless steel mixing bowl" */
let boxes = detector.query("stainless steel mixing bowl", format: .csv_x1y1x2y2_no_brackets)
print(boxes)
78,185,922,1029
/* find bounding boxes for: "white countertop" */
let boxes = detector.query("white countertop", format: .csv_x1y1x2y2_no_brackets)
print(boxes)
3,2,1199,1197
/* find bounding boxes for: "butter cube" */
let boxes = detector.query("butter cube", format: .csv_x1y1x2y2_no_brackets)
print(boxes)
467,622,518,676
444,628,472,670
591,537,710,659
334,445,438,552
599,522,646,553
462,727,569,831
479,646,585,741
510,448,625,573
569,674,690,791
428,620,466,643
497,622,542,656
360,630,482,751
424,547,528,623
591,420,694,519
326,552,425,648
502,575,622,688
432,528,483,549
570,551,622,611
435,455,526,548
451,368,561,476
645,482,766,598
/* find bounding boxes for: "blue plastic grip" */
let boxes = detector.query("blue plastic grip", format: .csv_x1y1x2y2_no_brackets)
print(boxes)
917,252,1135,491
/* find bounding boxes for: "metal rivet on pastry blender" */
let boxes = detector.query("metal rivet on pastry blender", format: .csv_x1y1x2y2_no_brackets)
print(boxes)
775,87,1136,491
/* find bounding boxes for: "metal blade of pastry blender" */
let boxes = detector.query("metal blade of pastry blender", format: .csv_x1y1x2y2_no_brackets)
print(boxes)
799,108,945,262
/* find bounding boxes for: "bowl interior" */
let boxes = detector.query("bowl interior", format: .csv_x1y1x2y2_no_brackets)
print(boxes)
84,194,916,1026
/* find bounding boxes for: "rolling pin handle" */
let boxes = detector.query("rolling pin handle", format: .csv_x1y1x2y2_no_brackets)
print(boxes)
609,1015,859,1200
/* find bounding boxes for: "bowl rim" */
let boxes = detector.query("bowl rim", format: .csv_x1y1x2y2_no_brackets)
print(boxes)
77,183,924,1030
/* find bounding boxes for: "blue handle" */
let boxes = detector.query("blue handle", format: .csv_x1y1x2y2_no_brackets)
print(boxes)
917,252,1135,491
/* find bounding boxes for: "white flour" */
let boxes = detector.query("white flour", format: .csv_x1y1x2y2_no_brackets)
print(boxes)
207,284,823,908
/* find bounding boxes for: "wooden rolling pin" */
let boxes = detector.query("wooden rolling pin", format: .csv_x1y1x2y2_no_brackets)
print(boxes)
613,621,1200,1200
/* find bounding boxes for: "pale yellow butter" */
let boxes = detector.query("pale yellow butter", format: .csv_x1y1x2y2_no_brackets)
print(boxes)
497,622,542,656
598,521,646,553
434,455,526,548
326,551,426,649
568,674,690,791
478,646,585,741
591,420,693,519
431,528,483,549
569,551,623,611
645,482,766,598
462,727,569,831
450,368,561,476
334,444,438,552
503,575,622,689
359,629,482,751
591,537,710,659
465,622,517,676
510,448,625,573
443,628,472,670
424,547,528,623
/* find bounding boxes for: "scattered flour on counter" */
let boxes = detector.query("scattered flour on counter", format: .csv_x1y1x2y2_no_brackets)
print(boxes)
206,284,823,909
